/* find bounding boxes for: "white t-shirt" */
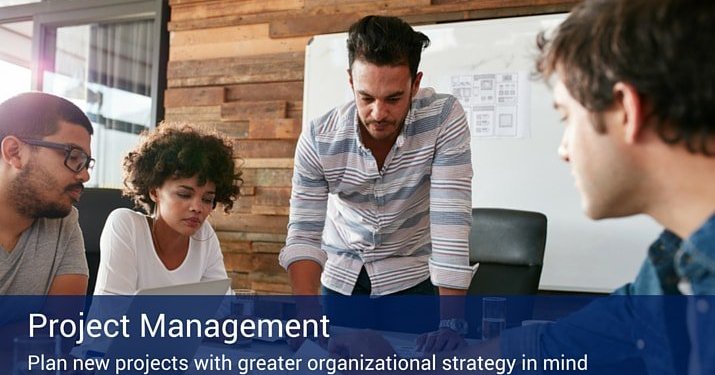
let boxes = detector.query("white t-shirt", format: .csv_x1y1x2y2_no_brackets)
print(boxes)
93,208,228,295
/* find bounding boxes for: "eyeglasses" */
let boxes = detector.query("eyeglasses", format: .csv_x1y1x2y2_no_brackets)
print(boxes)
19,138,95,173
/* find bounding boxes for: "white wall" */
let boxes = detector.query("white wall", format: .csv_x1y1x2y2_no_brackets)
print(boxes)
303,14,662,293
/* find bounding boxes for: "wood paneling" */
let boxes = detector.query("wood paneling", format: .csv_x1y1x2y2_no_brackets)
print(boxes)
235,140,296,158
217,231,287,243
211,213,288,234
304,0,430,10
171,0,304,22
196,121,249,138
170,35,311,61
220,240,251,253
171,24,270,46
226,81,303,102
169,11,295,32
249,169,293,187
242,159,294,169
252,242,284,254
248,119,301,140
164,105,221,122
167,52,304,87
164,87,225,107
221,101,287,121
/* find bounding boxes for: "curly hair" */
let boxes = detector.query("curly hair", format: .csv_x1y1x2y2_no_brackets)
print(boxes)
536,0,715,155
122,122,241,214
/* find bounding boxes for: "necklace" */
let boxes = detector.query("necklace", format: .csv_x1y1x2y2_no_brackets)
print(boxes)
151,229,162,254
149,217,189,270
149,217,167,256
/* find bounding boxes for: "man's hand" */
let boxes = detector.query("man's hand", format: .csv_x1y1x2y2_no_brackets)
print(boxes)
288,260,322,295
425,286,468,353
287,296,327,351
286,260,324,350
415,328,467,354
328,330,396,359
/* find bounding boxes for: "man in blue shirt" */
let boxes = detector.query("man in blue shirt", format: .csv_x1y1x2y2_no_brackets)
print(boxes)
537,0,714,295
494,0,715,372
329,0,715,371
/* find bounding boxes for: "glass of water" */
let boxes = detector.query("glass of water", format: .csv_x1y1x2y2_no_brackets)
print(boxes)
232,289,257,346
232,289,257,316
482,297,507,340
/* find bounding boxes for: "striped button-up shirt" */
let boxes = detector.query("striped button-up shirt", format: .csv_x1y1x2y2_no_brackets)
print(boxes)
279,88,476,296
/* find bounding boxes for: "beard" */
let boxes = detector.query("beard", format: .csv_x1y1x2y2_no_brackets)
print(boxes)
9,159,78,219
357,90,413,143
359,111,408,143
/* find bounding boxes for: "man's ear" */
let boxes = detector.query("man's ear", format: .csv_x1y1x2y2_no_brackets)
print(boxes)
149,188,158,203
613,82,644,144
347,69,354,90
411,71,423,97
1,136,25,169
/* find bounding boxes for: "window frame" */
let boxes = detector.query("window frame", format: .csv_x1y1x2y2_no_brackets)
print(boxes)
0,0,168,126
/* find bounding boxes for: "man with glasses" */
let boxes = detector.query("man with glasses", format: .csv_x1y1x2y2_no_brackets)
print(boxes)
0,92,94,295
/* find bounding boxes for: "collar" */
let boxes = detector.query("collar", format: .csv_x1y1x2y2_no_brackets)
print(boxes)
674,213,715,293
684,213,715,256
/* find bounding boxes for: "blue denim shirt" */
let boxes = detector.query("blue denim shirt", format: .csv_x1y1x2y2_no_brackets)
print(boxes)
502,214,715,374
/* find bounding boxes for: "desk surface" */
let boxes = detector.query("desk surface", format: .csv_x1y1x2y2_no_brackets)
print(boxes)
188,327,480,374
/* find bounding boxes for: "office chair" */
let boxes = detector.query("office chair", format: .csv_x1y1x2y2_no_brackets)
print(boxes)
468,208,547,295
75,188,135,294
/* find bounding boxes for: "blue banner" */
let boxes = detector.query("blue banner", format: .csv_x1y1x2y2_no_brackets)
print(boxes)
0,295,711,374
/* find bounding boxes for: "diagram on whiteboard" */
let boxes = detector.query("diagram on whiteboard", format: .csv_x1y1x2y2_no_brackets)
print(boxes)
450,72,530,138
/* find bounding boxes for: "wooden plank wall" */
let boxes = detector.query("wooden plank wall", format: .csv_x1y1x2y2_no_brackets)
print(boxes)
165,0,578,294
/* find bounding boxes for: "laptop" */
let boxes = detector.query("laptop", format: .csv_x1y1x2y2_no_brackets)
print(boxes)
87,279,231,374
135,278,231,295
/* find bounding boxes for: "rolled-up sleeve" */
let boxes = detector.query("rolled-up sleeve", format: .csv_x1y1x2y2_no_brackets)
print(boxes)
279,123,329,269
428,99,478,289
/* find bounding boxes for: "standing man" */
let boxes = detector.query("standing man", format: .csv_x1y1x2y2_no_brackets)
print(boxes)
280,15,475,341
280,15,475,297
0,92,94,295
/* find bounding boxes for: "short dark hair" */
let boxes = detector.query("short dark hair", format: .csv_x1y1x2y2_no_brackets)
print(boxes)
0,92,93,140
536,0,715,155
122,123,242,214
347,15,430,79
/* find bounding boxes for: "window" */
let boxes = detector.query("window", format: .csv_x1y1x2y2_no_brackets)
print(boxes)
44,21,156,186
0,0,40,6
0,21,32,102
0,0,167,187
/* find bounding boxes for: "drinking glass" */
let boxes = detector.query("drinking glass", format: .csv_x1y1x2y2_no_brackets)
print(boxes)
481,297,506,340
232,289,257,346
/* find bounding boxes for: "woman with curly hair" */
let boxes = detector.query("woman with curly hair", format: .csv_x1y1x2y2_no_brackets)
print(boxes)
93,123,241,295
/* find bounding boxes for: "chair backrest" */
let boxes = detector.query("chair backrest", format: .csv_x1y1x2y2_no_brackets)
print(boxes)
468,208,547,295
75,188,135,294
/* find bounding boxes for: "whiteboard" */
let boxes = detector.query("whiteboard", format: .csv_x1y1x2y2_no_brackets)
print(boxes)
302,14,662,293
